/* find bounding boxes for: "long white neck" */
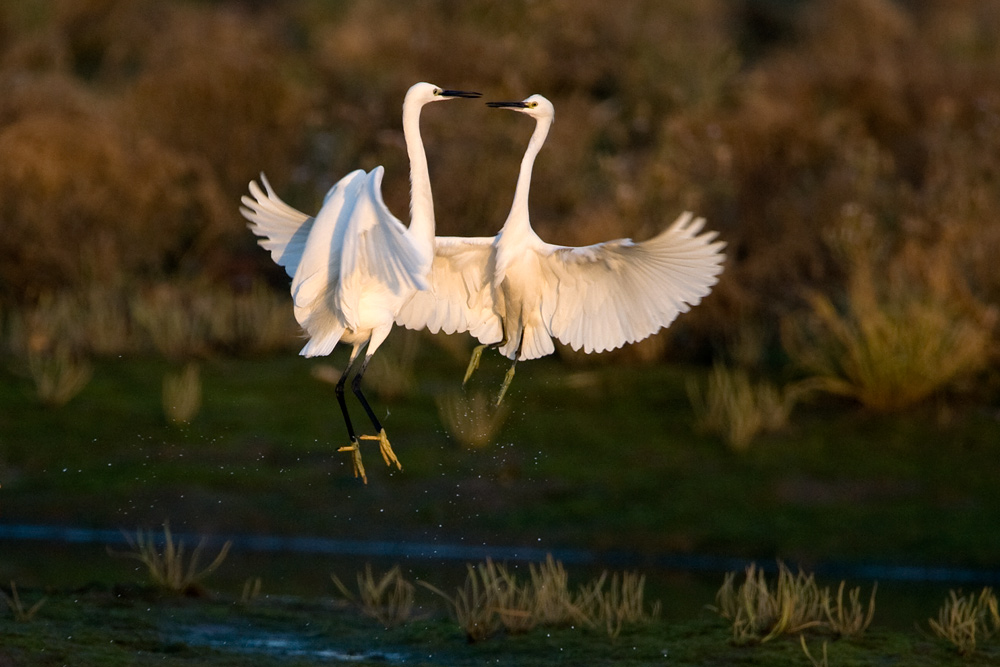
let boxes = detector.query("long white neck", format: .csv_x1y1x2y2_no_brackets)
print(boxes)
503,114,552,235
402,97,435,257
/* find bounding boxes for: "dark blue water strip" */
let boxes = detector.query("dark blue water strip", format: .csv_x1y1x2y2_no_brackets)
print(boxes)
2,523,998,585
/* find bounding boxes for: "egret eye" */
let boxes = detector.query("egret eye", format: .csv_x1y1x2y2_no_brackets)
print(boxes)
433,88,442,96
527,101,538,108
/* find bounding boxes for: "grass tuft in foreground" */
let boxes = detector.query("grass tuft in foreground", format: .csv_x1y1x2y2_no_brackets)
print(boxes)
928,587,1000,656
331,564,415,628
710,562,875,645
108,523,232,596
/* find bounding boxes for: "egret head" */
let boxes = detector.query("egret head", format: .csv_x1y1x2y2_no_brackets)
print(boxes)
406,82,481,106
486,94,554,121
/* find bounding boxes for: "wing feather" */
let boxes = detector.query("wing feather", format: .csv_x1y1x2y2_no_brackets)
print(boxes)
540,212,725,354
240,172,318,277
396,237,502,343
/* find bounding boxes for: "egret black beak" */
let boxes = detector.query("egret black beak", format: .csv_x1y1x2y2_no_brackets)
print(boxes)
440,90,482,99
486,101,529,109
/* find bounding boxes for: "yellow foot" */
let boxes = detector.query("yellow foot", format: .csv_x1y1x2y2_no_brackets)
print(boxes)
360,428,402,471
463,344,487,386
337,442,367,484
496,363,517,406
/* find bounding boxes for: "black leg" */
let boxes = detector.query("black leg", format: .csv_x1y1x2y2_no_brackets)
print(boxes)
335,363,359,444
351,355,383,434
353,354,402,470
334,349,367,483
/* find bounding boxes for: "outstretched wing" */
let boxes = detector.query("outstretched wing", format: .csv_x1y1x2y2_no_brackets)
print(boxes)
240,173,316,277
539,211,725,354
395,236,502,344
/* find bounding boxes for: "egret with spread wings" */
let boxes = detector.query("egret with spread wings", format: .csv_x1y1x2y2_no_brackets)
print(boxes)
397,94,726,404
240,82,480,482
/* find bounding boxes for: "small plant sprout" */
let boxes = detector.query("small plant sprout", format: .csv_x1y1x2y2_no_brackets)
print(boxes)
1,581,46,622
109,523,231,596
331,564,415,628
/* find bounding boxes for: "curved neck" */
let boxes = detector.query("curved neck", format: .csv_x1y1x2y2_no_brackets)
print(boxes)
505,115,552,232
402,98,435,250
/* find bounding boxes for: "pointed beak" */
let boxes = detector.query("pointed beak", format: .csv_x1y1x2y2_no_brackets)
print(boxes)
440,90,482,99
486,101,529,109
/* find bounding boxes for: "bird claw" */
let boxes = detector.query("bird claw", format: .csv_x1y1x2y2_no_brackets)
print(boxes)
337,442,368,484
360,428,402,470
496,364,517,406
463,345,486,385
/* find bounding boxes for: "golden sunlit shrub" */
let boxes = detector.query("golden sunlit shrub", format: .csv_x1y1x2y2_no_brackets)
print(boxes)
782,225,995,411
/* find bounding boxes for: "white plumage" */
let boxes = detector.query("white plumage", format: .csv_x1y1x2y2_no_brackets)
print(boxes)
239,82,480,482
396,94,726,403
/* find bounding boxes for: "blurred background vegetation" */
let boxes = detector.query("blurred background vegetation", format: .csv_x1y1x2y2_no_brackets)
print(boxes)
1,0,998,409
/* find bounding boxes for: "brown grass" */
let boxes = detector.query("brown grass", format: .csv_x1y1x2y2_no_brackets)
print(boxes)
710,561,876,645
331,564,416,628
927,587,1000,656
420,555,660,642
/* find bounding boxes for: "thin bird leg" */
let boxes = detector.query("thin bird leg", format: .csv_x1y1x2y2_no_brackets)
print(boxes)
353,355,402,471
463,324,508,385
335,347,367,484
495,332,523,406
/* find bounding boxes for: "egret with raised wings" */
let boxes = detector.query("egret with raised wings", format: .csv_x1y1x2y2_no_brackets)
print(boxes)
240,82,480,482
399,95,726,404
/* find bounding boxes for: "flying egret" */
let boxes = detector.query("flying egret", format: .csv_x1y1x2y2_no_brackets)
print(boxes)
239,82,480,483
400,94,726,404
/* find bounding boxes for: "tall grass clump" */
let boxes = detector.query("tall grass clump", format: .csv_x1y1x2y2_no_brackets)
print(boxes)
710,562,876,645
421,556,660,642
687,363,796,451
782,217,995,412
575,570,661,640
108,524,231,596
927,588,1000,656
331,565,416,628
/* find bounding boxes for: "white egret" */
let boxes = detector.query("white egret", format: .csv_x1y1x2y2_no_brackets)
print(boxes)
399,95,726,404
239,82,480,483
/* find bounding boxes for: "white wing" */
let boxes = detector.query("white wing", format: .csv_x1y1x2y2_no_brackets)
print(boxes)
291,166,429,328
240,172,318,277
539,211,725,354
396,236,502,343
